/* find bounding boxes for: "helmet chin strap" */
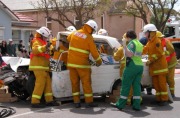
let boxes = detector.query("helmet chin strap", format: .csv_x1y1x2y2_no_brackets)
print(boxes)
148,31,151,39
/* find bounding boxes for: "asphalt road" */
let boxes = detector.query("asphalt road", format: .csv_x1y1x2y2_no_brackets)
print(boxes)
1,74,180,118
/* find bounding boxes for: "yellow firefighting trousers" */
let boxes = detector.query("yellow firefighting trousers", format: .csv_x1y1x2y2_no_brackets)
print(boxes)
69,68,93,103
31,70,53,104
152,74,168,102
167,66,175,95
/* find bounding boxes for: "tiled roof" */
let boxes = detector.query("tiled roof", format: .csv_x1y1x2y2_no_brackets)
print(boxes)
0,1,35,22
14,12,35,22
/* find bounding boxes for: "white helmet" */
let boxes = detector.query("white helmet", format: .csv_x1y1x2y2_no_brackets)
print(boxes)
143,24,157,32
85,20,98,33
66,26,76,32
36,26,51,38
98,29,108,36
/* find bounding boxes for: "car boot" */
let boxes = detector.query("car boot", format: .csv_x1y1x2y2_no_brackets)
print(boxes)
46,101,60,106
74,103,81,108
31,103,46,108
85,102,98,108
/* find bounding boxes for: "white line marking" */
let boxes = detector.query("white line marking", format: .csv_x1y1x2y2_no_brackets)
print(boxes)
8,107,53,118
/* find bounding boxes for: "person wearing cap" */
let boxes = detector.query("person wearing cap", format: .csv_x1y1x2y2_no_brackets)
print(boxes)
156,31,177,98
142,24,168,106
113,30,143,111
7,39,16,57
29,26,59,108
67,20,102,108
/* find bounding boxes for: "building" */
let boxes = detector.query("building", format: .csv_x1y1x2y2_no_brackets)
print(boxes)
0,1,36,49
1,0,148,39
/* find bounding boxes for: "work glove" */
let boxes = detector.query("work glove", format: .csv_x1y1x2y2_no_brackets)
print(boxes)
146,60,151,66
122,38,127,47
113,47,118,53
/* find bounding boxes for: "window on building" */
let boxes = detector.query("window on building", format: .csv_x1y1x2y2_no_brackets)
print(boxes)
46,17,52,31
0,28,4,40
101,14,105,29
12,30,21,43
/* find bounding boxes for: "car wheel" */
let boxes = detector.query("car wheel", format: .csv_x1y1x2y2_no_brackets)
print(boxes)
105,79,122,103
26,71,35,96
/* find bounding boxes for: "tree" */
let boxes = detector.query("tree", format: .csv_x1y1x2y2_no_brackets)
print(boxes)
31,0,111,29
117,0,178,32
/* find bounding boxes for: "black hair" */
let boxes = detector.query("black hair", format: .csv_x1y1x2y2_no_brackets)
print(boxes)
19,40,23,43
126,30,137,39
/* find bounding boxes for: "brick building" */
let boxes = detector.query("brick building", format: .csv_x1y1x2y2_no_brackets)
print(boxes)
2,0,150,40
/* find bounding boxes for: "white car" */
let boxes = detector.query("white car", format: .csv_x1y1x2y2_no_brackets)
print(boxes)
2,32,172,102
52,31,152,99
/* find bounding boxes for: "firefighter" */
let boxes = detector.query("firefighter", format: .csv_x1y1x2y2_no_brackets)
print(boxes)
52,35,69,64
66,26,76,32
98,29,108,36
29,27,59,108
98,29,108,54
156,31,177,97
143,24,168,106
67,20,102,108
113,33,126,79
114,30,143,111
49,37,56,56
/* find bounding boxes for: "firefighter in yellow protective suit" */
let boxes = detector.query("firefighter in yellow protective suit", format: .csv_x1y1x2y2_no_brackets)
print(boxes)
67,20,102,108
29,27,59,108
49,38,56,56
51,37,69,64
143,24,168,106
98,29,108,54
156,31,177,97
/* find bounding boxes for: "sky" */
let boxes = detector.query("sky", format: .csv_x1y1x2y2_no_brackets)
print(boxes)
174,0,180,11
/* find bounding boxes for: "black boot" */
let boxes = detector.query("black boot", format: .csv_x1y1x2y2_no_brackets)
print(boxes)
158,101,168,106
31,103,46,108
46,101,60,106
85,102,98,108
171,94,175,98
74,103,81,108
146,88,152,95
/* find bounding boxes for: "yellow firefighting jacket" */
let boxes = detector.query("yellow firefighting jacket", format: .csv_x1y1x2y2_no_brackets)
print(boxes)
29,37,50,71
67,25,102,68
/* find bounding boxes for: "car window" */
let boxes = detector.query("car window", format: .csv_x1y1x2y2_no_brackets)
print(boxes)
89,40,119,65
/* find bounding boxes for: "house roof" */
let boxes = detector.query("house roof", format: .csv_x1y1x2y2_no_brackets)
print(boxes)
0,1,19,21
14,12,36,22
0,1,35,22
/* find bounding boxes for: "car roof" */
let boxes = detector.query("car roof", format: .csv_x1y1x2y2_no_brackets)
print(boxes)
57,31,121,49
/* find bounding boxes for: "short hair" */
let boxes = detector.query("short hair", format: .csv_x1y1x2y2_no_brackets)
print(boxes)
126,30,137,39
